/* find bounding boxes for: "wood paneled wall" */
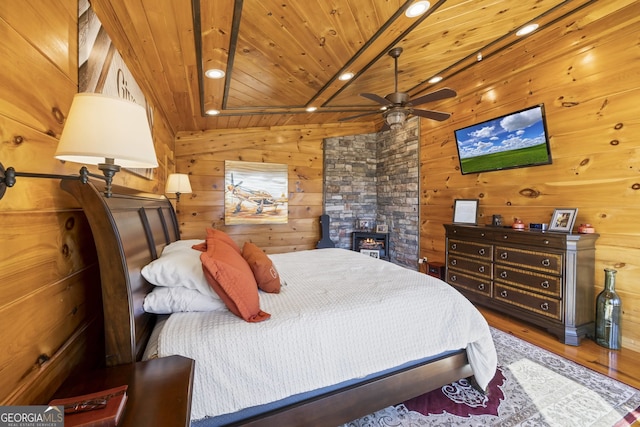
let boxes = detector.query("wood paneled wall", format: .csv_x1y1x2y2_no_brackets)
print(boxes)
418,1,640,351
0,0,173,404
174,123,375,252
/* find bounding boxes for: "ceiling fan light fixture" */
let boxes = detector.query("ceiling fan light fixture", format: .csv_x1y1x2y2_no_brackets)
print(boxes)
204,68,225,79
406,1,430,18
385,109,407,129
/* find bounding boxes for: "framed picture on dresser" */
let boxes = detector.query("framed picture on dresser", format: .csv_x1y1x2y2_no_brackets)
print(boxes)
452,199,479,225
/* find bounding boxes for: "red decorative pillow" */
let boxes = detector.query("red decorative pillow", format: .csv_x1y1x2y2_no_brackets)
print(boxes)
242,242,281,293
192,229,241,254
200,236,270,322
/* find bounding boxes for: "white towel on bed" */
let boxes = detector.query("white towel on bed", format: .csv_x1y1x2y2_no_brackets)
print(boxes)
156,248,497,421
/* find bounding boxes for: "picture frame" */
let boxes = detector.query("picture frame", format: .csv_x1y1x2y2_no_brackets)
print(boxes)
357,219,372,231
452,199,479,225
224,160,289,225
548,208,578,232
376,224,388,233
360,249,380,259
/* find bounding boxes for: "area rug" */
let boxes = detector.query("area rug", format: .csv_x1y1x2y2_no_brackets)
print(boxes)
342,327,640,427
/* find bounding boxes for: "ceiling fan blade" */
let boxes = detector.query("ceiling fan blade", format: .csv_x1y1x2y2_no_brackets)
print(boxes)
339,110,381,121
360,93,391,106
412,109,451,121
409,87,457,106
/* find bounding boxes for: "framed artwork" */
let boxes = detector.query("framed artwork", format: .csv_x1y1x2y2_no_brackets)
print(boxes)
360,249,380,259
548,208,578,232
453,199,479,225
357,219,372,231
78,0,155,179
224,161,288,225
376,224,388,233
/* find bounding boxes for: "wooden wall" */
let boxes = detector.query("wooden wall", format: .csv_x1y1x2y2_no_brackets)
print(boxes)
0,0,173,404
418,1,640,351
174,122,375,252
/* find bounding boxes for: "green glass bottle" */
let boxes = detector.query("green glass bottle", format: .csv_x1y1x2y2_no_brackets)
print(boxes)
595,268,622,350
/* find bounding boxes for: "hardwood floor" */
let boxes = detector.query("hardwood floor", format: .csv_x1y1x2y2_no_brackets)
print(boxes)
479,306,640,390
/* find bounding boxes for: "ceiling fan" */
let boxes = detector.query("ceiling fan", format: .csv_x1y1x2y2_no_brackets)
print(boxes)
340,47,457,129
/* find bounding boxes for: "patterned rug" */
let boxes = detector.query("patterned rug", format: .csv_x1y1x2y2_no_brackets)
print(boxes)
342,328,640,427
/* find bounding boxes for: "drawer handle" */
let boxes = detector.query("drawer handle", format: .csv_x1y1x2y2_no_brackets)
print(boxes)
500,271,508,279
450,275,457,282
478,266,485,273
480,232,485,237
478,248,486,255
500,290,508,298
540,302,549,311
451,243,457,250
478,283,485,291
500,252,508,260
503,235,508,239
450,259,457,266
540,280,550,289
541,259,551,267
543,239,550,245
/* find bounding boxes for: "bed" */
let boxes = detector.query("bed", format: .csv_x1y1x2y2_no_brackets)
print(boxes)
62,179,497,426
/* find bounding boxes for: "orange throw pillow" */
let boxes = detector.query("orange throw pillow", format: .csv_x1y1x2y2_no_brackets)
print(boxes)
242,242,281,293
200,236,270,322
192,229,242,254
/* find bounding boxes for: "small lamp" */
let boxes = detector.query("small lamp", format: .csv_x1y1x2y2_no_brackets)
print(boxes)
0,93,158,199
165,173,192,202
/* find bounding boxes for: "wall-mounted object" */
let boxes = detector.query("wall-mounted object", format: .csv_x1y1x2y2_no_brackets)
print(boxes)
0,93,158,199
454,104,552,175
165,173,192,202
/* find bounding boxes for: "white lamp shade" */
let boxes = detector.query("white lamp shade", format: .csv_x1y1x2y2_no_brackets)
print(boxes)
55,93,158,168
166,174,192,194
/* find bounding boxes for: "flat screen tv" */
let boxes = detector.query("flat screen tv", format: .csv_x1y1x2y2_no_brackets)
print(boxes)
453,104,552,174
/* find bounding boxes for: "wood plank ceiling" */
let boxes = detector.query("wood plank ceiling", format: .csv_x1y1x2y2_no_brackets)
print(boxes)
90,0,595,133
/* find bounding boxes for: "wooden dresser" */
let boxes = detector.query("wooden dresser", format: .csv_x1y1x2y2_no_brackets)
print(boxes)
444,224,598,345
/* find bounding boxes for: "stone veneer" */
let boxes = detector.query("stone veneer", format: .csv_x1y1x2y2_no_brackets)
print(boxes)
323,118,419,269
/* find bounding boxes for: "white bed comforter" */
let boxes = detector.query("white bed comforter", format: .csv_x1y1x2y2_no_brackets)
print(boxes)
157,248,497,421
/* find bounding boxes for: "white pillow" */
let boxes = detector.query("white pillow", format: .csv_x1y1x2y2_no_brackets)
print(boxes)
141,239,217,297
143,286,226,314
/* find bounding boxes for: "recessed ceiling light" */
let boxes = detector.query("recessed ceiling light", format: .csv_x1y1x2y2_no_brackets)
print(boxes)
306,106,317,112
428,76,443,84
405,1,430,18
477,52,483,61
339,72,354,81
516,23,539,37
205,109,220,116
205,69,225,79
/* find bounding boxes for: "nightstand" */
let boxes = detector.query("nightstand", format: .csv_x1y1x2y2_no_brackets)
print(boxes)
52,355,194,427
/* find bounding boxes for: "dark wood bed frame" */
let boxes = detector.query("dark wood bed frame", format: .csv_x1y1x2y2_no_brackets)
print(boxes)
63,179,474,426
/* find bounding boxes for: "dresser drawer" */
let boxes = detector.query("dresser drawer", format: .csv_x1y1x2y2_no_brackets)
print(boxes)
494,284,562,321
494,246,562,275
494,265,561,298
447,255,491,278
448,239,493,261
447,270,491,297
494,231,566,249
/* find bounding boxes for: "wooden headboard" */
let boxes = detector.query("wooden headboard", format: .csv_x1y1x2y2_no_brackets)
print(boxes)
61,179,179,366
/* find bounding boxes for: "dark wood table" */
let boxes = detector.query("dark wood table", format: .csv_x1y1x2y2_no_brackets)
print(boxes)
52,355,194,427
